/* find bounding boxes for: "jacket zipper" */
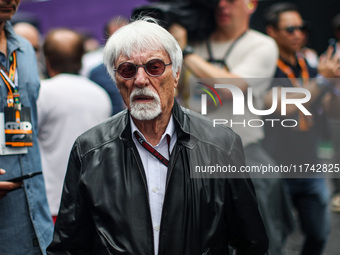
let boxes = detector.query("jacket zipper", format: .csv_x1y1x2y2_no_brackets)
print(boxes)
157,145,182,255
131,147,156,255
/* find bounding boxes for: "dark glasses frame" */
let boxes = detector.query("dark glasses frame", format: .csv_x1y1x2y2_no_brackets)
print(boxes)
280,25,307,34
114,59,172,80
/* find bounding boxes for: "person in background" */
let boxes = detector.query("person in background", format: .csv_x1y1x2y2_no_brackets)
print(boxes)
13,22,47,79
47,17,268,255
13,22,40,58
329,13,340,213
170,1,295,254
37,28,112,223
300,22,319,68
82,32,100,53
104,15,129,36
81,15,129,77
89,15,128,115
0,1,53,254
264,3,340,254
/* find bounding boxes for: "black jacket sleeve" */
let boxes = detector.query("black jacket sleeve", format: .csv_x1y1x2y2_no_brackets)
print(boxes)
227,134,269,255
47,140,95,255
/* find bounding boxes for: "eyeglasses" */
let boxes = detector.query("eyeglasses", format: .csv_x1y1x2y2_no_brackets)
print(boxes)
280,25,307,34
114,59,172,80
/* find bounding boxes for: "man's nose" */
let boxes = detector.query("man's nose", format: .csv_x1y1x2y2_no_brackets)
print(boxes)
292,29,304,39
134,66,149,87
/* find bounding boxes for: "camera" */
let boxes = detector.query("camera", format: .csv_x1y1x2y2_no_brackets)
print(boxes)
132,0,219,41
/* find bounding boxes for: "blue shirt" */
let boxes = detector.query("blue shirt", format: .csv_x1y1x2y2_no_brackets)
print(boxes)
89,63,124,115
0,22,53,254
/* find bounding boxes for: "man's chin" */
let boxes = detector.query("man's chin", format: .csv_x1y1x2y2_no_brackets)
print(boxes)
130,103,162,120
130,109,161,121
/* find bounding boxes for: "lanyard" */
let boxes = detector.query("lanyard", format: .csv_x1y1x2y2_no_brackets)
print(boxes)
0,51,19,108
277,54,309,86
134,131,170,167
277,55,312,131
206,31,247,69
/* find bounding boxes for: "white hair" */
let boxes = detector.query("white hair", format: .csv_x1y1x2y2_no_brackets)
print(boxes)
103,17,183,82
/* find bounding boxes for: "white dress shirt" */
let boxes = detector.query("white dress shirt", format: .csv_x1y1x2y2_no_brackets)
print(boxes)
37,74,112,216
131,115,177,255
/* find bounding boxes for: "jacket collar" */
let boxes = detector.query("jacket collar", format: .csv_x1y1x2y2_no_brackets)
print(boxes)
171,100,197,148
5,21,23,54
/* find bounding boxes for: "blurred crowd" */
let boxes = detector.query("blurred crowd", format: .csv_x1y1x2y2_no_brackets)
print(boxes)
1,0,340,255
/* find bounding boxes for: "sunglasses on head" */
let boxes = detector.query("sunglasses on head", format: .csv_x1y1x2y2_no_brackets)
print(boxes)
114,59,172,80
281,25,307,34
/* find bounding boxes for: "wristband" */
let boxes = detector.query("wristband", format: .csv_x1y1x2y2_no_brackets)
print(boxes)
182,45,194,58
315,74,340,96
315,74,331,90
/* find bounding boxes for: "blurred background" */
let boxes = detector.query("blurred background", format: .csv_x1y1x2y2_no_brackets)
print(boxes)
13,1,340,254
15,0,340,54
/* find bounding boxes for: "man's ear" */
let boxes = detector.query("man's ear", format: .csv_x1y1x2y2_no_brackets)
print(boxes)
115,78,122,91
45,59,51,75
45,59,59,77
266,25,276,38
247,0,258,15
174,70,180,89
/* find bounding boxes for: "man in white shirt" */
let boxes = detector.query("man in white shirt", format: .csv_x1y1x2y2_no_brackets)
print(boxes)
37,28,111,222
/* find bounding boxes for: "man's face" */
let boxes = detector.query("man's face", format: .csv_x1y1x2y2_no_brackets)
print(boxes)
107,22,127,36
271,11,305,54
0,0,20,23
115,49,179,121
215,0,251,29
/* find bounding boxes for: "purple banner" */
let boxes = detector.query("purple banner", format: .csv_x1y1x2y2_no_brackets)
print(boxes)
16,0,149,44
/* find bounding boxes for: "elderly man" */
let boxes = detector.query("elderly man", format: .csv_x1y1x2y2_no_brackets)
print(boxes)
47,18,268,255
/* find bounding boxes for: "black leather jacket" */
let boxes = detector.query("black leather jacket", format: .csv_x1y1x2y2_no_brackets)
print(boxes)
47,101,268,255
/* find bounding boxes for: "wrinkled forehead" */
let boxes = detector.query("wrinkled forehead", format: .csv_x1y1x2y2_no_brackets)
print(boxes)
119,39,165,58
116,47,170,64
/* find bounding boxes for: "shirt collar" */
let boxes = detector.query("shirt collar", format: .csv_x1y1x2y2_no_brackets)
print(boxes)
130,114,176,147
5,21,23,54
